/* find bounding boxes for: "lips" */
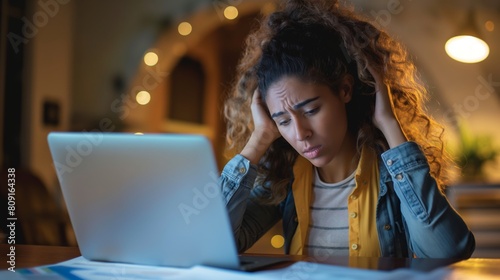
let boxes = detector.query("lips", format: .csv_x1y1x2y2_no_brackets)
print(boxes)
302,145,321,159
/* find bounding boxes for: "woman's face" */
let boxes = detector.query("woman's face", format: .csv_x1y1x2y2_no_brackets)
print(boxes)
265,76,352,167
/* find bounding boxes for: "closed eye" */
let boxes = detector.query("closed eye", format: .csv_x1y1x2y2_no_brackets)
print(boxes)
304,107,320,116
278,119,291,126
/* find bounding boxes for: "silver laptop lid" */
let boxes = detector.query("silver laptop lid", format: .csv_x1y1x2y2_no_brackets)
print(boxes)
48,132,239,269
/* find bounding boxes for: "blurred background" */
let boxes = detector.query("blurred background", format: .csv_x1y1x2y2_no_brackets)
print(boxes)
1,0,499,257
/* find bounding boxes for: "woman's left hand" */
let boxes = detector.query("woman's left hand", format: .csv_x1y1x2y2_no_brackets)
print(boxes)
367,65,407,147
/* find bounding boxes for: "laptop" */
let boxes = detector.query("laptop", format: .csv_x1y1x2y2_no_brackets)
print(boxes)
47,132,289,271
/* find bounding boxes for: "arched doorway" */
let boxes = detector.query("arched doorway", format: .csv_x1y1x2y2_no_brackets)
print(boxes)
124,1,276,168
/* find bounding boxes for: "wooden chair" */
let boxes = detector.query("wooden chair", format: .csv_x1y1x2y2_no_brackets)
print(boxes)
1,168,70,245
447,183,500,258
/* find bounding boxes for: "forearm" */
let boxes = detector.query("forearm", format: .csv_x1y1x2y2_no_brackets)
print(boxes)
220,155,257,229
220,154,281,252
240,130,277,165
381,142,475,258
379,118,408,149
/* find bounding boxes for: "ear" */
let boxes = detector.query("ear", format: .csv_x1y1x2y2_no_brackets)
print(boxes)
338,74,354,103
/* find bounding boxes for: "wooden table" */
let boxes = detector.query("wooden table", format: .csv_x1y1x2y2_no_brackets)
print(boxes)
1,244,499,278
0,244,81,269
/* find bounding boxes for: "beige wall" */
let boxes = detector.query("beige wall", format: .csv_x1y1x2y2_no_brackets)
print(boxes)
23,0,74,193
22,0,500,191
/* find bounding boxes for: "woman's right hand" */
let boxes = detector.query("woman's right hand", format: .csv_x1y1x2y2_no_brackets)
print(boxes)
250,89,281,143
240,90,281,164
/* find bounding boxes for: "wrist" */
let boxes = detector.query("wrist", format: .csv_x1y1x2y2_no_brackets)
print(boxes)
379,118,407,148
240,131,275,164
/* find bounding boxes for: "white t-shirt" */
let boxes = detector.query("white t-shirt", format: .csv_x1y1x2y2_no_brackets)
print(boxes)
305,168,356,257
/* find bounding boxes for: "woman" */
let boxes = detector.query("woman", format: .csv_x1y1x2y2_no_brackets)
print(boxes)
220,0,475,258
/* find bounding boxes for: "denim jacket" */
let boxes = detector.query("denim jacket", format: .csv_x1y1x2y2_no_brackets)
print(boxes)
220,141,475,258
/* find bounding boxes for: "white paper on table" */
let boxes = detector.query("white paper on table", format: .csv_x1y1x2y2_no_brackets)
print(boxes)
1,256,270,280
0,256,459,280
254,261,452,280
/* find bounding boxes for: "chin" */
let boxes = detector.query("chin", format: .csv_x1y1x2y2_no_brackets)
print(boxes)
306,156,330,168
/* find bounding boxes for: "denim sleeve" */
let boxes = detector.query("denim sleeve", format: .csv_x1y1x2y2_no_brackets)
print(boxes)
381,141,475,258
219,154,281,253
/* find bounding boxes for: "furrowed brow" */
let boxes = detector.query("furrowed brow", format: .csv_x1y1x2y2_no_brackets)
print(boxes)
292,96,320,110
271,111,285,119
270,96,320,119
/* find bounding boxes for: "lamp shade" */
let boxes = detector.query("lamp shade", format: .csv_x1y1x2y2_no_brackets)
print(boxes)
445,10,489,63
445,35,489,63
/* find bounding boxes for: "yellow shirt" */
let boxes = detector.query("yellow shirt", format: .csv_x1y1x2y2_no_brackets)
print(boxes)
289,146,381,257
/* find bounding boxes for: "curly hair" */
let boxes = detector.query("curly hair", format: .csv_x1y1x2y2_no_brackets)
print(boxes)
224,0,455,204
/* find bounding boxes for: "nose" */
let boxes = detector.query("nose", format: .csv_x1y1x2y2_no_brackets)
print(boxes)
294,118,312,141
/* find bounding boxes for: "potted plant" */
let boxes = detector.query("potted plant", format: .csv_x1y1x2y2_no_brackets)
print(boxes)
456,123,499,182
